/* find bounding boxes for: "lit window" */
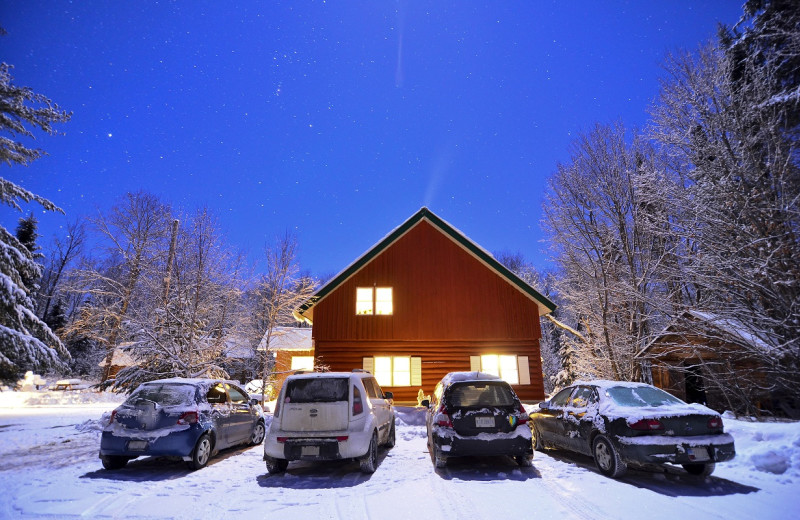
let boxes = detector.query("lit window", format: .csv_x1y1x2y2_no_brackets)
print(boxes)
480,354,520,385
355,287,393,315
374,356,411,387
290,356,314,371
375,287,393,315
356,288,374,315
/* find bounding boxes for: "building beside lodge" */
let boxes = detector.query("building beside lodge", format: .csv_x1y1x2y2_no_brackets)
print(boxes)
259,326,314,397
293,207,556,403
637,310,794,417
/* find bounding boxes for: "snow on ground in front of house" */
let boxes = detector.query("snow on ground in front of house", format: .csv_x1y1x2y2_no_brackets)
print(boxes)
1,390,799,520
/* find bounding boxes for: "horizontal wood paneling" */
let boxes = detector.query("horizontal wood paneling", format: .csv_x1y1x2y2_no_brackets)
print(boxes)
314,340,545,402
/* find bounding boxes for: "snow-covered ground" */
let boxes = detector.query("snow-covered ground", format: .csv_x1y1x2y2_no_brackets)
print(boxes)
1,390,799,520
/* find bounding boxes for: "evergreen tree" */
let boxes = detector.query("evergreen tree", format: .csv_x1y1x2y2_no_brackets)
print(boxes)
0,47,72,384
14,213,42,300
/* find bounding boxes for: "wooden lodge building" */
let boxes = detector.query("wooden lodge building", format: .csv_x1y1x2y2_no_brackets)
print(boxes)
292,207,556,403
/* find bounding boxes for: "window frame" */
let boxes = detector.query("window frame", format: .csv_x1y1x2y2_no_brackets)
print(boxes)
355,286,393,316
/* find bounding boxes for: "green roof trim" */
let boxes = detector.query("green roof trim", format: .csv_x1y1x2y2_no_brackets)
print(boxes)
295,207,556,321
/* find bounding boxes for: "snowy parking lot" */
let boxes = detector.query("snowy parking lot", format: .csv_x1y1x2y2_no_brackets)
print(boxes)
1,391,799,520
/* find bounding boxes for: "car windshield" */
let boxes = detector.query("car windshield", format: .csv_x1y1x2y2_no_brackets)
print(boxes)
125,383,197,406
604,385,684,407
284,378,349,403
448,382,515,407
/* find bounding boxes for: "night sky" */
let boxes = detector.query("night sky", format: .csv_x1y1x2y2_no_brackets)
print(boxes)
2,1,743,278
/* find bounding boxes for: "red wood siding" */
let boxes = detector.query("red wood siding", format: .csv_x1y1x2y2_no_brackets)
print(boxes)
310,219,546,402
312,220,543,342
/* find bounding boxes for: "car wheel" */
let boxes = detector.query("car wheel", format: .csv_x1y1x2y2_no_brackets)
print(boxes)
249,421,266,446
265,457,289,474
592,434,627,478
359,432,378,473
682,462,715,477
385,419,396,448
430,446,447,469
515,454,534,467
188,433,213,470
531,424,545,452
101,455,128,470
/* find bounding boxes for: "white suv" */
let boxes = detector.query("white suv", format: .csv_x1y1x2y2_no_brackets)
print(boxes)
263,371,395,473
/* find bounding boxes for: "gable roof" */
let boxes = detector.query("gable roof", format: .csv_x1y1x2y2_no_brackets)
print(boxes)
257,326,313,351
636,309,775,358
294,207,556,324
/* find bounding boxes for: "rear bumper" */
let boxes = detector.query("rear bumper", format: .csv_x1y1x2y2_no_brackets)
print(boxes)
432,426,533,459
616,433,735,465
263,429,372,461
99,427,203,459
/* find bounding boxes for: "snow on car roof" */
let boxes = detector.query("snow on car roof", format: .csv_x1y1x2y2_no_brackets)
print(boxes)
440,371,502,386
285,371,364,380
572,380,653,391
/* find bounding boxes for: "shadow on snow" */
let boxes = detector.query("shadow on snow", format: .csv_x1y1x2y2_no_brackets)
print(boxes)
256,449,392,489
433,455,542,481
539,449,760,497
79,444,253,482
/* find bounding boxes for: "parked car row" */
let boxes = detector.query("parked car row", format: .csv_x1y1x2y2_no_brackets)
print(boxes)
98,373,735,479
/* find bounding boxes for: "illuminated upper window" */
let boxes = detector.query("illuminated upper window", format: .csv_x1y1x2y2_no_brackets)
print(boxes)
480,354,520,385
356,288,374,315
355,287,393,315
375,287,393,315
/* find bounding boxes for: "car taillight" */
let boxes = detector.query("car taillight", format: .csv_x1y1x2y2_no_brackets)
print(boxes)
629,418,664,431
277,437,287,443
108,410,117,425
435,405,453,428
353,386,364,416
177,411,199,425
336,436,349,442
708,416,723,429
517,403,529,425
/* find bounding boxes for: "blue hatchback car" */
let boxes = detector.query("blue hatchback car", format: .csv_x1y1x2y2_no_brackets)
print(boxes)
99,378,266,470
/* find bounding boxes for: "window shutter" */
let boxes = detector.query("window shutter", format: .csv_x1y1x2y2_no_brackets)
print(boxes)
363,357,374,374
470,356,481,372
411,357,422,386
517,356,531,385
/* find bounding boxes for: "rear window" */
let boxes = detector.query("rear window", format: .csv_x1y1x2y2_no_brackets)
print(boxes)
126,384,197,406
284,377,349,403
447,382,515,407
605,386,683,407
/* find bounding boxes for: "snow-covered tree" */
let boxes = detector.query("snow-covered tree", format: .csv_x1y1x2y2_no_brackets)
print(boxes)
252,232,316,401
113,207,249,389
542,124,674,383
0,57,71,383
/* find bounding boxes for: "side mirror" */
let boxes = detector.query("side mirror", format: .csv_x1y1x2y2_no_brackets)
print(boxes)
538,400,550,410
420,399,430,408
383,391,393,400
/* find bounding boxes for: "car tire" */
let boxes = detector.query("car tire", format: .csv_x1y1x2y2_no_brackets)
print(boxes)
101,455,128,470
188,433,213,470
359,432,379,473
515,454,534,467
531,424,545,452
385,419,396,448
265,457,289,474
592,434,627,478
682,462,715,477
431,448,447,469
249,421,266,446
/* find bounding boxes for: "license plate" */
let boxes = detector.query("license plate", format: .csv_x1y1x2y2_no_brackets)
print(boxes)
688,447,710,461
128,440,148,451
475,416,495,428
301,445,320,457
